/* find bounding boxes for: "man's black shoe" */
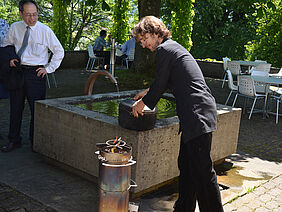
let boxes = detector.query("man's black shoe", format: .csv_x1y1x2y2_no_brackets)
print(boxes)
1,142,22,152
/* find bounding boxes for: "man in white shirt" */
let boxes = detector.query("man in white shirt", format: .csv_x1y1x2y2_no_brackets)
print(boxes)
120,36,135,68
1,0,64,152
122,37,136,57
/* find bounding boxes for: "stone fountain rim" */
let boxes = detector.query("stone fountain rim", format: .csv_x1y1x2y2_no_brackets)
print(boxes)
36,90,180,129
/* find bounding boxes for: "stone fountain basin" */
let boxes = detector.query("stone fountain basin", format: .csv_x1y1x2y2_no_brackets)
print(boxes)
34,90,241,195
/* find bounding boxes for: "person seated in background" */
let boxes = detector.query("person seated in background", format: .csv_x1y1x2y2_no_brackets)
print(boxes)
121,35,136,58
93,30,111,70
120,35,136,68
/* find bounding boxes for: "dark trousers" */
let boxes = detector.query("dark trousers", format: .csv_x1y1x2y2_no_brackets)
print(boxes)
8,66,46,144
174,132,224,212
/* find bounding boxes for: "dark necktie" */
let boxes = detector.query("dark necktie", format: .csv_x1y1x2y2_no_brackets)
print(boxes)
17,26,30,58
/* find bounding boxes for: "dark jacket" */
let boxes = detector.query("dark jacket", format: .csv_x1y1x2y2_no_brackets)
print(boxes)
142,39,217,140
0,45,18,80
0,46,22,90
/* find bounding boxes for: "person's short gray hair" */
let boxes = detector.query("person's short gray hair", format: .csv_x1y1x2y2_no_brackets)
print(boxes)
19,0,38,12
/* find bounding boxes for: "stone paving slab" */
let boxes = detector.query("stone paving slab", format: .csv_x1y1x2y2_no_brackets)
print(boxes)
224,174,281,212
0,182,56,212
0,145,99,212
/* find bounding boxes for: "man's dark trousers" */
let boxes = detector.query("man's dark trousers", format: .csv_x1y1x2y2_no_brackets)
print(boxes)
8,66,46,145
174,132,224,212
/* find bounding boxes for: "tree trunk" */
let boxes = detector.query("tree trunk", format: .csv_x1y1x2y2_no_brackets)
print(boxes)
130,0,160,76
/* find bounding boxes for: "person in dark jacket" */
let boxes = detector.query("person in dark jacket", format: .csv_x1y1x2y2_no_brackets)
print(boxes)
0,46,19,140
0,19,10,100
132,16,223,212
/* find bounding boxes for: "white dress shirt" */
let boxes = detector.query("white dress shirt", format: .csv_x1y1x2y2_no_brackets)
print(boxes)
3,20,64,73
122,38,136,56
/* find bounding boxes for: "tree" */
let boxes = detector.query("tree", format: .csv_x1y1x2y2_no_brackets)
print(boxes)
131,0,160,75
52,0,69,49
51,0,111,50
190,0,278,62
161,0,195,51
245,0,281,67
110,0,130,44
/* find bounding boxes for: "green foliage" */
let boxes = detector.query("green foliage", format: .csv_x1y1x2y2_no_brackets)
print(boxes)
171,1,195,50
191,0,256,60
0,1,21,25
128,0,139,29
110,0,130,44
161,0,195,50
52,0,69,49
245,0,281,67
190,0,279,64
52,0,111,50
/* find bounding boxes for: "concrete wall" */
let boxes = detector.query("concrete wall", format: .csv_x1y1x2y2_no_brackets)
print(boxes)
34,91,241,195
60,50,88,69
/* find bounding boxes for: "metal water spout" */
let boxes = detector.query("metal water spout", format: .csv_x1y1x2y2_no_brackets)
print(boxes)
84,70,118,95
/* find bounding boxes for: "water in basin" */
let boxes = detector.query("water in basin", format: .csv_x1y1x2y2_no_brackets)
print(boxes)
75,98,176,119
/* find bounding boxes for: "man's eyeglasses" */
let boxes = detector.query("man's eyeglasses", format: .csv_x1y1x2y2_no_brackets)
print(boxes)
23,12,38,18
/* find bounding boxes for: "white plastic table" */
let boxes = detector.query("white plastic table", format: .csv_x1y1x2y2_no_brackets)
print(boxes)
234,60,270,73
252,75,282,118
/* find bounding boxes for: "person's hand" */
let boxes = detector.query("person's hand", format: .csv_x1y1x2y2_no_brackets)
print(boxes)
133,88,149,100
36,67,47,78
10,59,19,67
132,99,145,118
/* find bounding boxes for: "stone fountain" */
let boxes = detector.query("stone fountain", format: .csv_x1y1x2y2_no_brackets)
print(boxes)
34,86,241,196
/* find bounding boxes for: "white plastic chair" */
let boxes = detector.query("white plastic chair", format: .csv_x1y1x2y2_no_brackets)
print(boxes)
46,52,57,88
254,60,267,63
115,48,123,57
222,57,230,88
224,61,241,89
252,63,272,73
269,68,282,77
227,61,241,76
232,75,266,119
46,73,57,88
225,70,238,105
271,89,282,124
126,48,135,69
85,45,104,70
251,70,269,94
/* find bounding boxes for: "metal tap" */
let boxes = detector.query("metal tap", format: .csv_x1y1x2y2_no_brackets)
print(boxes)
84,70,118,95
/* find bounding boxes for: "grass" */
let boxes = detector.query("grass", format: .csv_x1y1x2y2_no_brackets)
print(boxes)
224,185,259,205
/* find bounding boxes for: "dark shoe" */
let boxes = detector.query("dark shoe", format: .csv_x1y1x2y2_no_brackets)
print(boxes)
1,142,22,152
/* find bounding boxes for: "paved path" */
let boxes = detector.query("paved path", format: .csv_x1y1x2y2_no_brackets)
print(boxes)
224,174,282,212
0,182,56,212
0,69,281,211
